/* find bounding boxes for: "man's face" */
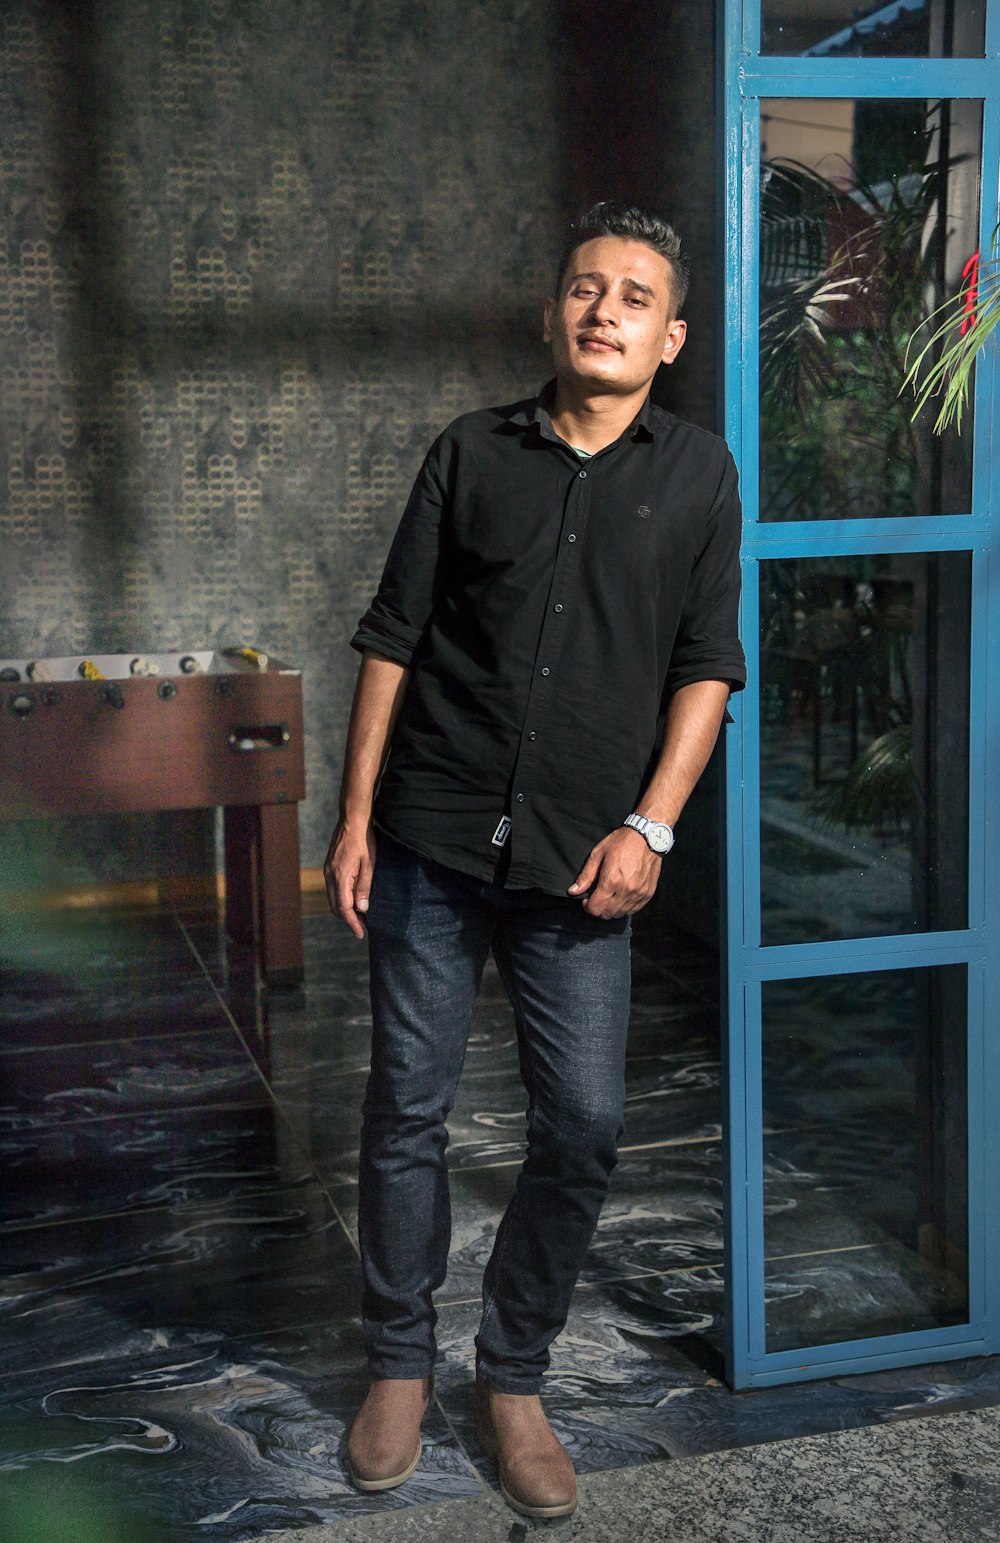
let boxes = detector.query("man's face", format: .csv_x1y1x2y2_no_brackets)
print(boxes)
543,236,687,395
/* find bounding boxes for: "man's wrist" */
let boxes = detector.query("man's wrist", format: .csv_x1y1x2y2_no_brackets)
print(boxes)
338,801,374,831
622,812,674,855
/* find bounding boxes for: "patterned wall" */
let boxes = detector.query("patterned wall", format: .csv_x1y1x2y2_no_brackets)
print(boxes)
0,0,718,884
0,0,563,876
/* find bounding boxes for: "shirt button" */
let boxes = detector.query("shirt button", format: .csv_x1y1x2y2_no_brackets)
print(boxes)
540,666,550,676
516,792,525,803
567,533,576,543
579,469,587,478
553,603,563,613
528,731,537,741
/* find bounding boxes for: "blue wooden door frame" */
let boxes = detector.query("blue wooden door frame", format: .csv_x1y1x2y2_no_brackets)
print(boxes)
720,0,1000,1389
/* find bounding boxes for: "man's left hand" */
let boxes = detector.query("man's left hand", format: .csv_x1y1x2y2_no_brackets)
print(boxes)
568,827,662,919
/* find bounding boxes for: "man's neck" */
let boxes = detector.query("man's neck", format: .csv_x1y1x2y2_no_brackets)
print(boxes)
548,381,650,454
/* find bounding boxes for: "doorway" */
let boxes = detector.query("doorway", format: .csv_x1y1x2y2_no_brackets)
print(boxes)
721,0,1000,1388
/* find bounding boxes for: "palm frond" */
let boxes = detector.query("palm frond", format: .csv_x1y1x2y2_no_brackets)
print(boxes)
812,726,914,833
760,266,862,415
902,242,1000,435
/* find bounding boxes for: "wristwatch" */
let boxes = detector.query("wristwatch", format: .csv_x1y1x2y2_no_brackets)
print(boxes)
622,812,674,855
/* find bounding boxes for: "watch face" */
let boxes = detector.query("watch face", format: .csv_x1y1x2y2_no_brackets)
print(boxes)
646,823,673,854
625,814,674,854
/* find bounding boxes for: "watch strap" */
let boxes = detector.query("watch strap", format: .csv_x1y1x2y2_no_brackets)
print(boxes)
622,812,674,854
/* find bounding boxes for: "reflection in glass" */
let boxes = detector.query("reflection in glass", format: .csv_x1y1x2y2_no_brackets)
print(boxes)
760,552,970,945
763,966,968,1352
759,98,981,521
761,0,985,57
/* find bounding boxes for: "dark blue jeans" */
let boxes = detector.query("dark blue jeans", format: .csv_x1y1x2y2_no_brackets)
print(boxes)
359,833,631,1394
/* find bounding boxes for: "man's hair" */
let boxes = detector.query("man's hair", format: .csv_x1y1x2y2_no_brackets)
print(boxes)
553,201,690,315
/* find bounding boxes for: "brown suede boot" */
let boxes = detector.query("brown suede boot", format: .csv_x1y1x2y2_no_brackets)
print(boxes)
346,1376,433,1491
475,1380,578,1518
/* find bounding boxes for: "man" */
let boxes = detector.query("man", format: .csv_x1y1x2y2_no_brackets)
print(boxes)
324,202,745,1519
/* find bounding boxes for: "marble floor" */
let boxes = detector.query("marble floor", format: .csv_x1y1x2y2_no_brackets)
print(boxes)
1,895,999,1542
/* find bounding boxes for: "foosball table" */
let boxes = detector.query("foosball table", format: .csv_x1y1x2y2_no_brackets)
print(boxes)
1,649,306,986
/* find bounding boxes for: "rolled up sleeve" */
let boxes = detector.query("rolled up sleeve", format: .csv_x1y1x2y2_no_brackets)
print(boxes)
664,449,747,697
351,437,449,665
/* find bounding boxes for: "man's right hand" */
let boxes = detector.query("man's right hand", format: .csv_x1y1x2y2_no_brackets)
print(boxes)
327,651,408,937
324,820,377,939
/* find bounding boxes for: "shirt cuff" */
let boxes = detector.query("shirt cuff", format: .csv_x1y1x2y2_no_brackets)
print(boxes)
350,612,422,666
665,656,747,696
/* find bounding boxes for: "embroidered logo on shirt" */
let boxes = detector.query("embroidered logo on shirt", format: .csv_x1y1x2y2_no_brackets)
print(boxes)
637,505,652,520
491,816,512,847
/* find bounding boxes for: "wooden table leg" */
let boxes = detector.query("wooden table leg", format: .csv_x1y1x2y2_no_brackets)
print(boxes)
224,804,258,948
256,801,304,987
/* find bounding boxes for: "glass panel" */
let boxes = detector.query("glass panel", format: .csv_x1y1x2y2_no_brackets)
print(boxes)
763,966,969,1352
761,1,985,57
760,552,970,945
760,99,981,521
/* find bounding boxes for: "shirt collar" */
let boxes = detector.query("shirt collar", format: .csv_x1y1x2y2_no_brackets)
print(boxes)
508,380,665,443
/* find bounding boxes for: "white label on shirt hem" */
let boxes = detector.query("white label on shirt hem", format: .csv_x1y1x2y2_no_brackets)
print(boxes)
491,816,512,847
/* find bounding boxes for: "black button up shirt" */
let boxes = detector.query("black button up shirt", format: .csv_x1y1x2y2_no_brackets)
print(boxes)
352,383,746,894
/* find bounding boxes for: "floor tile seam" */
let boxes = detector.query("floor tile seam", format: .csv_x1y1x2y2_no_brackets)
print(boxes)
436,1260,721,1314
265,1113,826,1194
765,1242,879,1264
174,914,363,1266
0,1022,232,1057
618,1121,815,1157
8,955,187,976
616,1136,722,1158
579,1239,882,1275
433,1238,888,1314
0,1094,282,1132
575,1263,716,1290
427,1394,492,1497
288,1158,365,1260
0,1313,366,1388
458,1130,730,1170
632,949,719,1008
0,1174,332,1237
310,1176,365,1256
224,1041,718,1080
318,1132,738,1195
623,1049,719,1069
434,1265,666,1313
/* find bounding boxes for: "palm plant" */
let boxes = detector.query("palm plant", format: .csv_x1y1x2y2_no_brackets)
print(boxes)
760,122,982,845
759,154,937,836
902,228,1000,434
759,149,949,525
